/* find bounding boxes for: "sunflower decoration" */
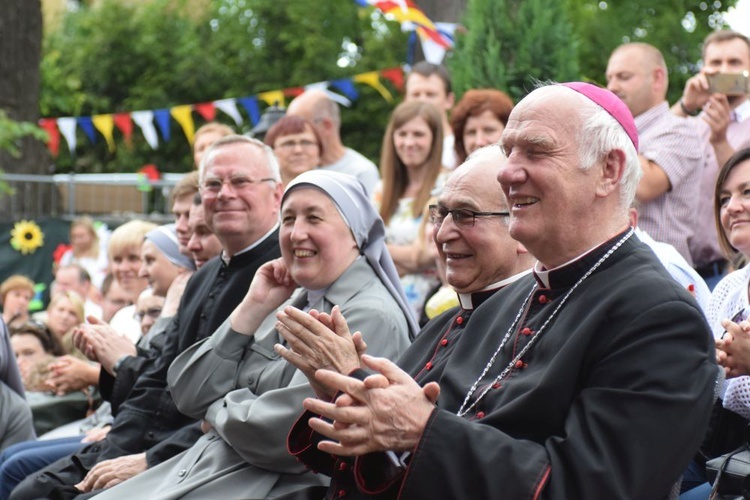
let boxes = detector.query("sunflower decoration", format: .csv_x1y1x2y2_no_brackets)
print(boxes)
10,219,45,255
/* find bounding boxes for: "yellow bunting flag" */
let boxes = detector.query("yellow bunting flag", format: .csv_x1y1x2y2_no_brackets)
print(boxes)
258,90,285,108
91,114,116,152
170,105,195,145
353,72,393,103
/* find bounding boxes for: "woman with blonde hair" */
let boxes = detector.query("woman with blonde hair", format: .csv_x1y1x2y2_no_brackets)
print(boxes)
0,276,35,329
106,220,157,343
373,100,445,317
59,217,108,290
44,291,85,352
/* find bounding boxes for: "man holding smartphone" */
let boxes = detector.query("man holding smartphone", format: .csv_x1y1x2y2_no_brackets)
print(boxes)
673,30,750,288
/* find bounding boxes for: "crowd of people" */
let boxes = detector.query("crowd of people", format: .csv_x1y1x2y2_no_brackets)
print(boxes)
0,28,749,499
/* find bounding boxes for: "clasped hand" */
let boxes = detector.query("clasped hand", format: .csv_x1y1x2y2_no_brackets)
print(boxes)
716,318,750,377
301,355,440,457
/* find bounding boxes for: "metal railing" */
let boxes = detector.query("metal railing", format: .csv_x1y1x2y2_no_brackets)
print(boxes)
0,172,187,223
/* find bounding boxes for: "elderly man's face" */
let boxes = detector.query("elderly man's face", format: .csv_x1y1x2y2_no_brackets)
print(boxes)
201,142,283,254
434,157,518,293
498,89,601,266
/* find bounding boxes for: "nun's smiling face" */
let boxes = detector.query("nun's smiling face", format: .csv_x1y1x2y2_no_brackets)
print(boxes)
281,188,360,290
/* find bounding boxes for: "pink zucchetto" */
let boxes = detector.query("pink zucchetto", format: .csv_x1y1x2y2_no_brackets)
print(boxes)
559,82,639,152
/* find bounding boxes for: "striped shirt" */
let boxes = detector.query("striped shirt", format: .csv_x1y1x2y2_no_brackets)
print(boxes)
635,101,703,264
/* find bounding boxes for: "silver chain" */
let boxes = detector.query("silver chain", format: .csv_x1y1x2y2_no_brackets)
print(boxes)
456,229,634,418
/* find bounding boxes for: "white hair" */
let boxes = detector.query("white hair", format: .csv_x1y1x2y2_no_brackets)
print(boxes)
574,96,641,209
198,135,281,183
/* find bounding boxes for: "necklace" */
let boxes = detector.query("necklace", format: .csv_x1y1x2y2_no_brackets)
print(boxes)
456,229,634,418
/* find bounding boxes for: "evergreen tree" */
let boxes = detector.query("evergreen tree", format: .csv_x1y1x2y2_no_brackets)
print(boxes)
448,0,579,102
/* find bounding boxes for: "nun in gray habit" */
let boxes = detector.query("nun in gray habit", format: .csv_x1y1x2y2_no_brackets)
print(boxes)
94,170,417,499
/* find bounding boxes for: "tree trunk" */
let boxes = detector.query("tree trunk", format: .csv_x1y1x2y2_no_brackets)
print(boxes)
0,0,58,219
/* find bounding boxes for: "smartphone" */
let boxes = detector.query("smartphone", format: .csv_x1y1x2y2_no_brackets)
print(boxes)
707,72,750,96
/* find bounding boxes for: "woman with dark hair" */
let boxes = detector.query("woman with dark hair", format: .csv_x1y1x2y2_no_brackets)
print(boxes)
9,323,65,392
680,148,750,497
450,88,514,164
265,115,324,186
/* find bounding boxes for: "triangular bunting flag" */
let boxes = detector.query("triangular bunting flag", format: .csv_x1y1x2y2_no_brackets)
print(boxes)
77,117,97,145
153,109,172,142
194,102,216,121
330,79,359,101
353,71,394,102
283,87,305,98
92,114,116,152
170,105,195,145
304,83,352,107
57,117,77,156
214,99,243,126
380,67,404,91
237,97,261,126
258,90,285,108
38,118,60,157
131,110,159,149
113,113,133,147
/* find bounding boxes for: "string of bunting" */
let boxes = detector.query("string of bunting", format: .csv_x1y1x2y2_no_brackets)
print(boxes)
37,66,406,157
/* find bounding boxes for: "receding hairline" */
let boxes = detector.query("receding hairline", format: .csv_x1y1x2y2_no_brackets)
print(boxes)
443,145,507,209
611,43,667,72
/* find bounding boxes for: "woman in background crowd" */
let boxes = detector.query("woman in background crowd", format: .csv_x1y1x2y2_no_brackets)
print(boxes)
43,291,85,354
373,100,445,317
106,220,157,343
9,323,65,392
682,148,750,498
265,115,323,186
59,217,109,291
0,276,35,329
450,88,514,164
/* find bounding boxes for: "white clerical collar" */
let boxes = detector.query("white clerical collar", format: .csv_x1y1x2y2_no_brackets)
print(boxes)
734,99,750,123
221,223,279,266
533,232,628,289
457,269,532,310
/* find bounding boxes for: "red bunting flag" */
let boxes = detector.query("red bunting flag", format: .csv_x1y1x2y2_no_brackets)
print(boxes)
380,67,405,91
38,118,60,157
113,113,134,147
194,102,216,121
136,164,161,192
283,87,305,98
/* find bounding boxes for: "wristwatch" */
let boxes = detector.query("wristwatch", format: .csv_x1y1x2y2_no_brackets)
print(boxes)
679,98,699,117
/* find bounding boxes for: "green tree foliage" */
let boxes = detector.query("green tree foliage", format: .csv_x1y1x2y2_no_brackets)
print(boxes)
40,0,407,173
448,0,580,102
567,0,736,104
0,110,48,196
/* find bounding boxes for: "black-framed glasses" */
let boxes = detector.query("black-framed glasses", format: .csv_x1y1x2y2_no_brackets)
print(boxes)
428,204,510,228
133,307,163,322
201,176,276,195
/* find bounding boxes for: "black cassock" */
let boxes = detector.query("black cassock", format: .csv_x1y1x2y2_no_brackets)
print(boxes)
289,230,717,499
